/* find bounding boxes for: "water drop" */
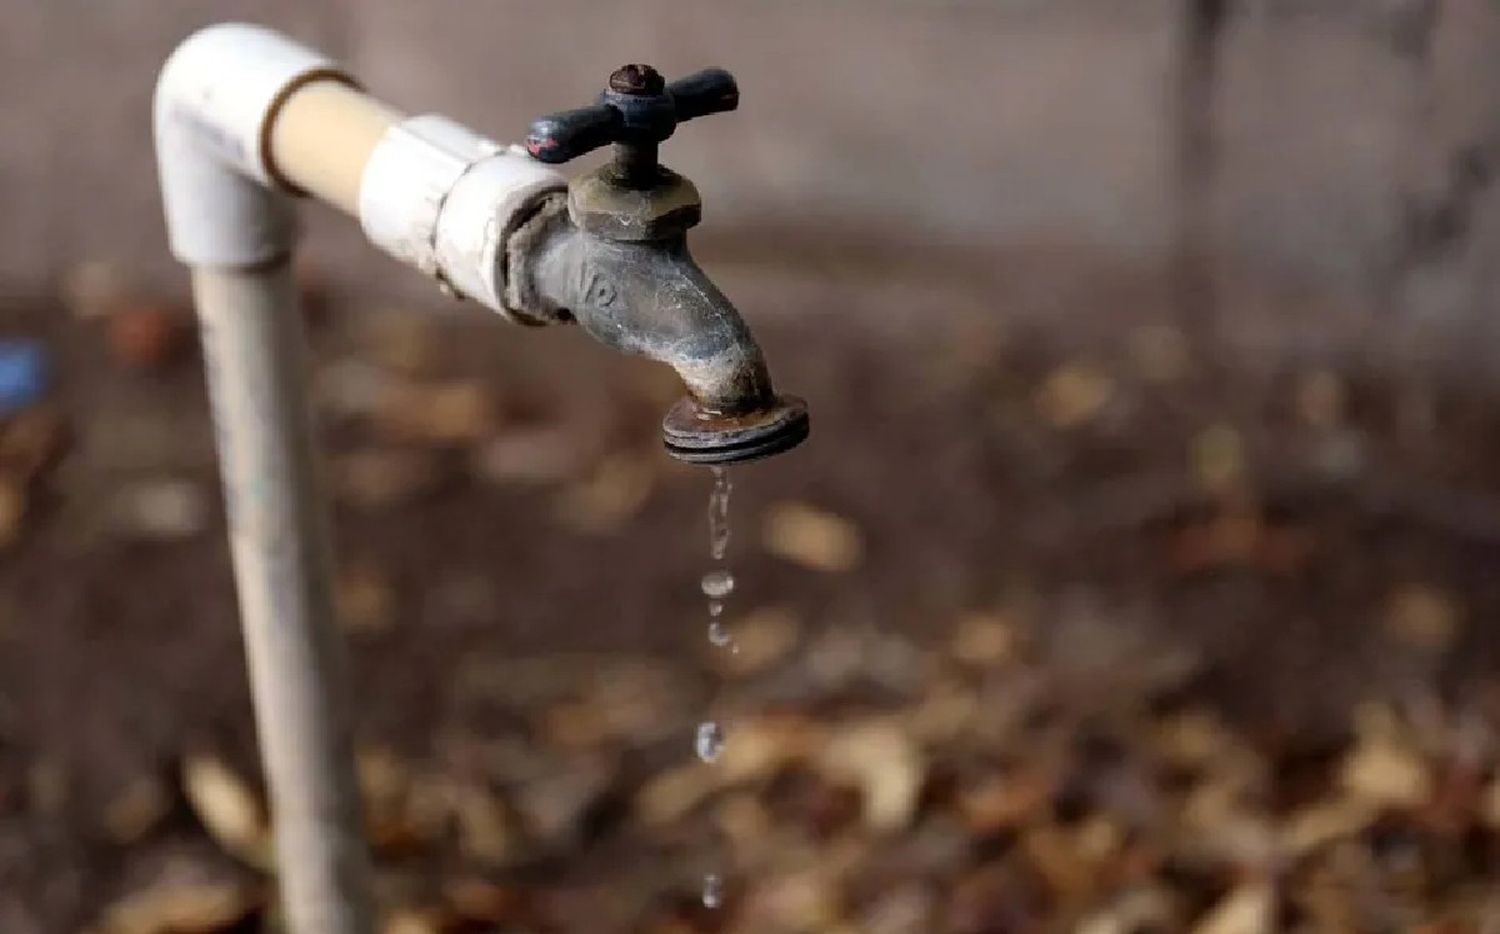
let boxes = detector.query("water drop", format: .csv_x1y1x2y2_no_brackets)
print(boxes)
708,467,732,560
707,598,724,618
708,620,734,648
695,721,724,763
702,872,724,909
701,569,735,599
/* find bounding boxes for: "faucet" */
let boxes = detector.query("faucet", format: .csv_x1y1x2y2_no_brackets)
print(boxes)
514,63,808,462
153,24,806,934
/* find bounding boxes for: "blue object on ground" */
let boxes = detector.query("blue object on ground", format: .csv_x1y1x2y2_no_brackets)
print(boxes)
0,340,49,417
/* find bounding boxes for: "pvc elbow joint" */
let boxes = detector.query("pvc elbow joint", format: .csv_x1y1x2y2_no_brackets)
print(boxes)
154,23,344,267
154,23,566,317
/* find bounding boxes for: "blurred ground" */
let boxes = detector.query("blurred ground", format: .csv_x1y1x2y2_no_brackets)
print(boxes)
4,3,1500,930
2,239,1500,931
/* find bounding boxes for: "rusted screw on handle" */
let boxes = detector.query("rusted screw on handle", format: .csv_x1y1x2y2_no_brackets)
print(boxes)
608,64,665,96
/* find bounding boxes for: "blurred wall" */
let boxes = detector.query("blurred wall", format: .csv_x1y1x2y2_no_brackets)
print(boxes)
1,0,1498,326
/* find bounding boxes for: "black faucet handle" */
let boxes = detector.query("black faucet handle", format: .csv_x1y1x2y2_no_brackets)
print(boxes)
525,65,739,166
665,67,740,123
525,104,624,164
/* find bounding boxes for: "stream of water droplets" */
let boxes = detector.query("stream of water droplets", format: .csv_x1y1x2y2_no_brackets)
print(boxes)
697,465,734,907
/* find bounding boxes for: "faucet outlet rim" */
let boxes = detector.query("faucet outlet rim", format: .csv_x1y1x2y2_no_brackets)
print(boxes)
662,394,810,465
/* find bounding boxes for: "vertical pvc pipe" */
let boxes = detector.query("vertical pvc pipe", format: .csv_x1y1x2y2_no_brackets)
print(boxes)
190,261,375,934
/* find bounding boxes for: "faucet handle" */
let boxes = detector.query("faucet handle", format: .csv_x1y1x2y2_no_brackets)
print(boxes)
525,65,739,168
663,67,740,123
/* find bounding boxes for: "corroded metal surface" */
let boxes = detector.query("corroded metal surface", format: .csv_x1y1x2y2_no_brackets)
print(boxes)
512,63,808,466
661,393,810,464
568,167,702,242
523,218,809,464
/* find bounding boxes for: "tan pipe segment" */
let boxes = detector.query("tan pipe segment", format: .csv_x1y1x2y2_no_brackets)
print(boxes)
269,79,402,215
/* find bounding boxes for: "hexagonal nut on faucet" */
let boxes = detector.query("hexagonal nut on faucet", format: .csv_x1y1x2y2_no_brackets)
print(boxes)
567,167,703,242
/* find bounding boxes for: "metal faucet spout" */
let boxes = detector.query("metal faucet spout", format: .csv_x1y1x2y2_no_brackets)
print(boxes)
517,198,808,464
531,209,771,413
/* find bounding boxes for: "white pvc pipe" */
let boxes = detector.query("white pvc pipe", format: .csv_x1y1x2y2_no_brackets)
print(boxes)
192,263,375,934
155,25,567,930
156,23,564,312
154,24,345,267
156,26,377,933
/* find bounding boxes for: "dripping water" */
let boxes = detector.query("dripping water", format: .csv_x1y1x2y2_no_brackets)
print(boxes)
701,872,724,910
695,720,724,764
698,465,734,907
702,467,738,658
